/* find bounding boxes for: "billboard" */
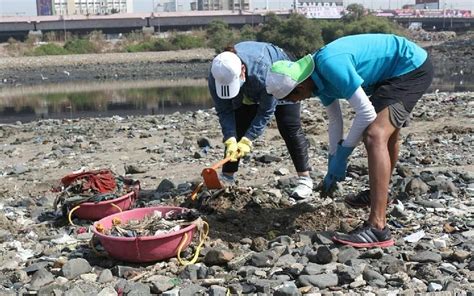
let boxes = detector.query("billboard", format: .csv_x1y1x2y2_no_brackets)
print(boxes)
297,1,344,19
36,0,53,16
415,0,439,9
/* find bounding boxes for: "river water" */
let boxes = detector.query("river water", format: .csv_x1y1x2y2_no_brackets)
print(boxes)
0,72,472,124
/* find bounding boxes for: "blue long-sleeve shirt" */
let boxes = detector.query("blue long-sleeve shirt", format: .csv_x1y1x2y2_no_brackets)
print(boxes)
208,41,293,141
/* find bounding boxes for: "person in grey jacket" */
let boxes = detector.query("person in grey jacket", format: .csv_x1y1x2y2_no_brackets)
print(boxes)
208,41,313,200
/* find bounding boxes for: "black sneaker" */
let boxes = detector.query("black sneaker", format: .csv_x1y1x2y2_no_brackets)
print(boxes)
344,190,393,209
332,222,394,248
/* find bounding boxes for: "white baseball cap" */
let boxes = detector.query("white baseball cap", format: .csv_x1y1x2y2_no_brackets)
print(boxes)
211,52,242,99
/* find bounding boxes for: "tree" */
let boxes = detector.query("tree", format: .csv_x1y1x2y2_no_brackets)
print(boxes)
206,20,236,53
343,3,365,22
257,13,324,58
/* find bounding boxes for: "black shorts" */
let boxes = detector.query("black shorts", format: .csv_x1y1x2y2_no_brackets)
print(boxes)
370,57,434,128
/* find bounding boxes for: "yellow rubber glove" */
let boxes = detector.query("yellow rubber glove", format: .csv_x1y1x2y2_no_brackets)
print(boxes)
224,137,239,162
236,137,252,159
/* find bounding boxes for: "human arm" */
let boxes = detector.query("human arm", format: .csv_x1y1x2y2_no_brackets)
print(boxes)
243,92,277,141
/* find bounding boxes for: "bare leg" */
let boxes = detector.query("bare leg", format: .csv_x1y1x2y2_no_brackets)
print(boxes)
388,128,400,175
364,108,397,230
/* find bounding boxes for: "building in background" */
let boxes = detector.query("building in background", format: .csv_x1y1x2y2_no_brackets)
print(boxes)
297,0,343,19
415,0,439,9
36,0,133,16
37,0,54,15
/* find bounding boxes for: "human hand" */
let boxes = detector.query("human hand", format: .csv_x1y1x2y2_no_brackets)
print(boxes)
321,144,354,195
236,137,252,159
224,137,239,162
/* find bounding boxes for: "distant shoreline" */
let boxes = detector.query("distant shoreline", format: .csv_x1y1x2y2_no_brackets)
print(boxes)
0,49,215,89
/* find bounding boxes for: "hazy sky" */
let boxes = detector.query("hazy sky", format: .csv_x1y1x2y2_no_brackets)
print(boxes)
0,0,473,16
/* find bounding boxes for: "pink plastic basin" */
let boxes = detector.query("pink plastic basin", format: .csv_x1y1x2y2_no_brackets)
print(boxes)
72,191,136,221
92,206,197,263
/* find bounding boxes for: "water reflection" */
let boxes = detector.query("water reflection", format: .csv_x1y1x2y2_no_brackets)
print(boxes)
0,73,472,123
0,79,213,123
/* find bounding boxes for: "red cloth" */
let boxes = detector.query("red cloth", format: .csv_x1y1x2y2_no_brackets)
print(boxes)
61,169,117,193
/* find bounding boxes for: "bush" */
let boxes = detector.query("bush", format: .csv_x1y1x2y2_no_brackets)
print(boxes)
171,34,205,49
32,43,69,56
238,24,257,42
64,39,98,54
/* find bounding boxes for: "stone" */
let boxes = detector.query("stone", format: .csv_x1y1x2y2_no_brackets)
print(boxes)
405,178,429,196
148,275,176,293
297,274,338,289
203,248,234,265
61,258,91,280
209,285,227,296
410,251,442,263
179,283,206,296
337,246,360,263
97,286,118,296
125,282,151,296
427,282,443,292
273,282,301,296
97,269,114,283
249,250,278,267
30,268,55,290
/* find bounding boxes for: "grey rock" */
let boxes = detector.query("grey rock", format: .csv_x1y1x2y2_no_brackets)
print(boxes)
179,264,199,281
162,288,180,296
30,268,55,290
410,251,442,263
314,231,334,245
250,250,278,267
62,258,92,279
37,283,67,296
301,262,325,275
337,265,363,285
179,283,206,296
414,199,445,208
97,286,118,296
297,273,338,288
227,251,254,270
149,275,175,294
209,285,227,296
337,246,360,263
64,286,85,296
274,282,301,296
363,269,385,282
275,254,297,267
156,179,175,192
405,178,429,195
125,282,151,296
203,248,234,265
97,269,114,283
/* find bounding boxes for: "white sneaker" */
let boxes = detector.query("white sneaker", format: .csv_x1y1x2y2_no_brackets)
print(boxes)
291,176,313,200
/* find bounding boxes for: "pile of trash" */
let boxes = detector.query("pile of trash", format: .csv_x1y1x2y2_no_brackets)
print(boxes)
96,209,200,238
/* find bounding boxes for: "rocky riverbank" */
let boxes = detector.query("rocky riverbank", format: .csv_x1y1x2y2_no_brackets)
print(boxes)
0,49,215,88
0,90,472,295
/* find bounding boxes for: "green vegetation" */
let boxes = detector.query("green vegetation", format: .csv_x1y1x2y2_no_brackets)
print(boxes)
5,7,403,57
31,43,69,56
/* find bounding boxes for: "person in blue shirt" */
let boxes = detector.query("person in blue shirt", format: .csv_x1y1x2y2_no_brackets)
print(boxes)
209,41,313,200
266,34,434,248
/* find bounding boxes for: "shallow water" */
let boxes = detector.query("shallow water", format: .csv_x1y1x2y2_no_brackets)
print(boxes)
0,73,471,124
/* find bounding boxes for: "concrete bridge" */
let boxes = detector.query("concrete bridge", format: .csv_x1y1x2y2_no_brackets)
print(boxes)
0,11,472,42
0,11,282,41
